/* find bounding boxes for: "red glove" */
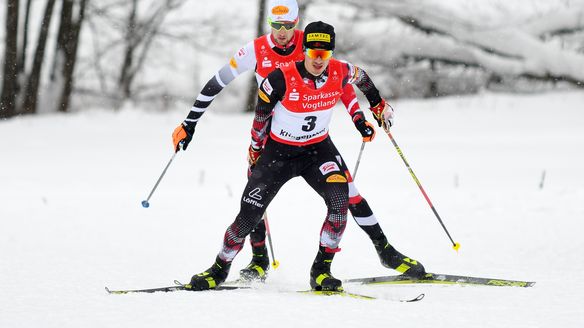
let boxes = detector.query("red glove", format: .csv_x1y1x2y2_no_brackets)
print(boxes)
370,98,394,130
248,145,263,167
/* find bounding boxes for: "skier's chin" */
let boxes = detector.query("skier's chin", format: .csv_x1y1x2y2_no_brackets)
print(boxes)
311,63,325,75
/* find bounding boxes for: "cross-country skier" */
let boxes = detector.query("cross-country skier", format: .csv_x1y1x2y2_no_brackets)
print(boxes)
172,0,426,284
180,20,425,292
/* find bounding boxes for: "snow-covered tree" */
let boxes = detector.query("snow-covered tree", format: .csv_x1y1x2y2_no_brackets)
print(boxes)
331,0,584,97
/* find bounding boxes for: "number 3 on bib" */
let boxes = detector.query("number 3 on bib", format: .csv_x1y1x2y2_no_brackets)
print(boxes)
302,116,317,132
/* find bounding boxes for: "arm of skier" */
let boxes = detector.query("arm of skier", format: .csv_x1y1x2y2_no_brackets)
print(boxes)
343,62,394,131
340,83,375,142
172,42,257,151
248,69,286,167
340,84,360,117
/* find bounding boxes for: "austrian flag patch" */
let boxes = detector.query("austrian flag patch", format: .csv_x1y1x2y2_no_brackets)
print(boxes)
319,161,340,175
262,79,273,95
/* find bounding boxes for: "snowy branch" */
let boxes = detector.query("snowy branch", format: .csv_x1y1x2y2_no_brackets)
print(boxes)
341,0,584,86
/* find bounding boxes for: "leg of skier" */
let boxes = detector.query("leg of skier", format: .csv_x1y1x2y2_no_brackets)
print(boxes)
328,137,426,278
239,139,428,281
346,172,426,278
300,143,349,292
239,219,270,281
186,146,294,290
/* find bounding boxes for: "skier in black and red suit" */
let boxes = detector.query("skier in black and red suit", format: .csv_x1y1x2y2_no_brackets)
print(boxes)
178,20,425,291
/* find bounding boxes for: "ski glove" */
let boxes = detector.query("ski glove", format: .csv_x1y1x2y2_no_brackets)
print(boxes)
172,122,195,152
370,98,395,130
248,145,263,167
352,112,376,142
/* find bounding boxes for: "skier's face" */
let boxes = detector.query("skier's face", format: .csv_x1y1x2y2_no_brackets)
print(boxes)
270,21,296,46
304,48,332,76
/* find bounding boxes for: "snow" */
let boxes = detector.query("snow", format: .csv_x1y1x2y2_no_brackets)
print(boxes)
2,91,584,327
342,0,584,82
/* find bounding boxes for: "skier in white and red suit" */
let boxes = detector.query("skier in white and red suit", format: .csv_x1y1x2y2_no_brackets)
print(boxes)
182,20,426,292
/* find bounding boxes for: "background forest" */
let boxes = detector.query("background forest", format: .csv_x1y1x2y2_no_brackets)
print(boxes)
1,0,584,119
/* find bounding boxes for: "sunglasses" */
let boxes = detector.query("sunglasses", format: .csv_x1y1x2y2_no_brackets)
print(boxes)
305,48,333,60
268,18,297,31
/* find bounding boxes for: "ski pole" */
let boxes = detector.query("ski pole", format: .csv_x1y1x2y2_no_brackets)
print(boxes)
141,149,179,208
352,142,366,180
384,130,460,252
262,212,280,269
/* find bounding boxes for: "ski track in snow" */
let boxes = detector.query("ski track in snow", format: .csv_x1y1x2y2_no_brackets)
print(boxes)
1,91,584,327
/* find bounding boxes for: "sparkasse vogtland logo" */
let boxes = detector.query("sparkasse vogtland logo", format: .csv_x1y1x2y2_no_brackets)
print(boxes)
289,89,300,101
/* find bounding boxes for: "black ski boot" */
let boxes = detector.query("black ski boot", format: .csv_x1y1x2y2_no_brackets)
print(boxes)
239,244,270,282
310,246,343,291
373,235,426,278
185,256,231,291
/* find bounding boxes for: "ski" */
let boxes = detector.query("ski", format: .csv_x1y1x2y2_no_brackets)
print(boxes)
106,281,423,302
105,282,247,295
105,285,185,294
297,289,376,300
298,289,424,302
225,281,424,302
345,272,535,287
105,285,246,294
226,279,381,301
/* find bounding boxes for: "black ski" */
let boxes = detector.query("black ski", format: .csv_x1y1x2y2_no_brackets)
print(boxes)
105,281,423,302
345,272,535,287
105,282,247,294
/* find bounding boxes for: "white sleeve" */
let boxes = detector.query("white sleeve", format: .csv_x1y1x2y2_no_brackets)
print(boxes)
229,41,257,77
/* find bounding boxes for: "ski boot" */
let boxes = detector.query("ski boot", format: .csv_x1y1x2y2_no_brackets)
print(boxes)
309,246,343,291
239,244,270,282
185,256,231,291
373,235,426,278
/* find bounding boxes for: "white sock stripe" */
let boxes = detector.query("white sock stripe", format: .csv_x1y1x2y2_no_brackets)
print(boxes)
185,118,199,123
353,214,378,226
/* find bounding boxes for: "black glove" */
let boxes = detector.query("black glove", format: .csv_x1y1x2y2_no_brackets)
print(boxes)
172,121,196,152
352,112,376,142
